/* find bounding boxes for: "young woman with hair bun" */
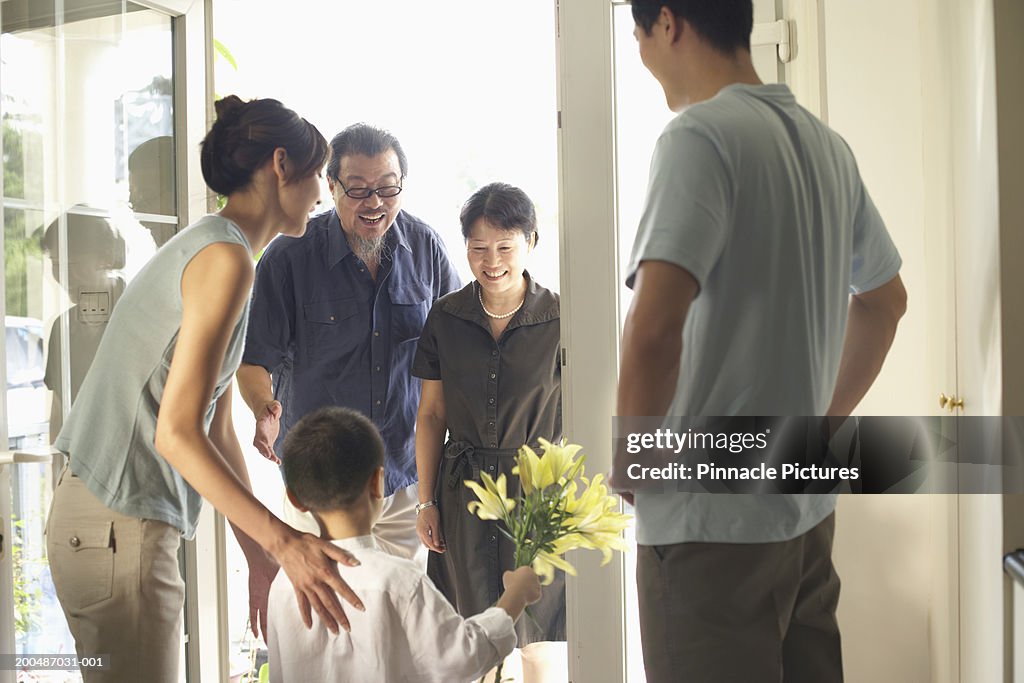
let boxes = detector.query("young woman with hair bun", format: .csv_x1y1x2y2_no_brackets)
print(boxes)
45,95,364,682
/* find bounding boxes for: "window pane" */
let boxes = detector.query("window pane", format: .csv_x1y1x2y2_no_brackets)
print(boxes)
2,3,178,676
63,6,175,222
3,7,62,447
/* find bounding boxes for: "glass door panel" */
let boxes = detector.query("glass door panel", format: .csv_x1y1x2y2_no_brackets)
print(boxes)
2,2,178,678
3,2,82,671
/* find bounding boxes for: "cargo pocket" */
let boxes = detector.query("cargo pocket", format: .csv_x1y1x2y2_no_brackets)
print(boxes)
48,520,115,610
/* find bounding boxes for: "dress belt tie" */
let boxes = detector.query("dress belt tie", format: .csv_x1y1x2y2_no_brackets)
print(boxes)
443,440,520,490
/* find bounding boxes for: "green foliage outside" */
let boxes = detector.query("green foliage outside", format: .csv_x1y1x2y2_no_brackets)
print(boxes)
11,517,42,636
3,114,43,317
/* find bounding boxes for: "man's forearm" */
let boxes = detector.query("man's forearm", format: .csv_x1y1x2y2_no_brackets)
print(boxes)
617,334,680,418
237,363,275,415
616,262,695,418
827,277,907,416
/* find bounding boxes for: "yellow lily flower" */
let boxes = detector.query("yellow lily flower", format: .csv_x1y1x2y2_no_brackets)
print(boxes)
513,444,544,495
464,439,631,587
536,438,584,487
574,523,631,565
532,548,578,585
564,474,632,564
465,473,516,521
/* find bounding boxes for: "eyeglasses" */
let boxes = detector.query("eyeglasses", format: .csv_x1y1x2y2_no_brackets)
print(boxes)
336,179,403,200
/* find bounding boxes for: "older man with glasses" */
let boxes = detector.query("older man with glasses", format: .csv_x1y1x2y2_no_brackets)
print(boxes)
237,123,461,564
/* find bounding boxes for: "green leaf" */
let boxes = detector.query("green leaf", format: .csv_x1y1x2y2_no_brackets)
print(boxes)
214,39,238,71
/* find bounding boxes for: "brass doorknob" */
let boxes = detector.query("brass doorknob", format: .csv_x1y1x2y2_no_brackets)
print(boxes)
939,393,965,413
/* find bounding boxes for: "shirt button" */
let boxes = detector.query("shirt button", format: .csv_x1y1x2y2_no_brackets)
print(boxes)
489,534,497,543
488,397,495,405
490,442,497,448
491,350,498,357
375,400,382,406
489,373,496,380
375,365,382,372
69,536,80,548
329,315,335,321
488,422,495,429
373,331,380,337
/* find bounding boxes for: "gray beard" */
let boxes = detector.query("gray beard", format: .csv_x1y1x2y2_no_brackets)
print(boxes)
351,233,390,265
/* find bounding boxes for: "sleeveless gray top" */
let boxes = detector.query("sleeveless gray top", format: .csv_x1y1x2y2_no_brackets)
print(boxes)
55,215,251,539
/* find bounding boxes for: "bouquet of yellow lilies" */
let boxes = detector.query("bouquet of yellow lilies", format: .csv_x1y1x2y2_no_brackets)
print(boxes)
465,438,631,585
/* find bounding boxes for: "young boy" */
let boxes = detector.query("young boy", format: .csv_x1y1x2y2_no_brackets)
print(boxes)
267,406,542,683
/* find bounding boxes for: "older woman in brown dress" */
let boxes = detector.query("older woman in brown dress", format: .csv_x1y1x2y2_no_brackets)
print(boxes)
412,182,565,680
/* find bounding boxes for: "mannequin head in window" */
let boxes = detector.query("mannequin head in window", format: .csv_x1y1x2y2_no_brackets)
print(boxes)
459,182,538,303
128,136,176,246
41,211,126,297
41,212,127,413
128,136,176,216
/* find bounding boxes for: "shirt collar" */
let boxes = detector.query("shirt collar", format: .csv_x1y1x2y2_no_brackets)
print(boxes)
329,534,381,553
326,210,413,269
441,271,559,330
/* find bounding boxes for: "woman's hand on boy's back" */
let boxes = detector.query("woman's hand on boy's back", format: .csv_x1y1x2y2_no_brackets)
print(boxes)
270,527,365,634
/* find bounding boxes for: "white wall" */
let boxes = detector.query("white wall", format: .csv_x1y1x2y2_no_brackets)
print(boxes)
816,1,956,681
814,0,1018,681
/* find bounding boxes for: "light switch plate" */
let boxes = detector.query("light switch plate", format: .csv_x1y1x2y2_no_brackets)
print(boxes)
78,290,111,322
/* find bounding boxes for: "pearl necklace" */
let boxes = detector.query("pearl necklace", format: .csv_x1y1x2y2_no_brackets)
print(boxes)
478,287,525,320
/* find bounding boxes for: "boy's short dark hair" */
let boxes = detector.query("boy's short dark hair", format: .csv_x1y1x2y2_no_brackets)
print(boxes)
281,407,385,511
631,0,753,55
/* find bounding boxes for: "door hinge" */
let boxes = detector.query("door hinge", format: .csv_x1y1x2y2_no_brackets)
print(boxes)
751,19,793,63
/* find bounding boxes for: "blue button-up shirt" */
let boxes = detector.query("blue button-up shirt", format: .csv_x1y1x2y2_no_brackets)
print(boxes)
243,209,461,495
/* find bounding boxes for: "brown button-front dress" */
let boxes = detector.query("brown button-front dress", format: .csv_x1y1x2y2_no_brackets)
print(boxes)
412,272,565,645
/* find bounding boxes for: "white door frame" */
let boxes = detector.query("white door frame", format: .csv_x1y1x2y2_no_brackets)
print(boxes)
555,0,626,679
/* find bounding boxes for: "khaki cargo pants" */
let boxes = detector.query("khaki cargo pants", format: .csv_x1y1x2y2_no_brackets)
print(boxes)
45,467,184,682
